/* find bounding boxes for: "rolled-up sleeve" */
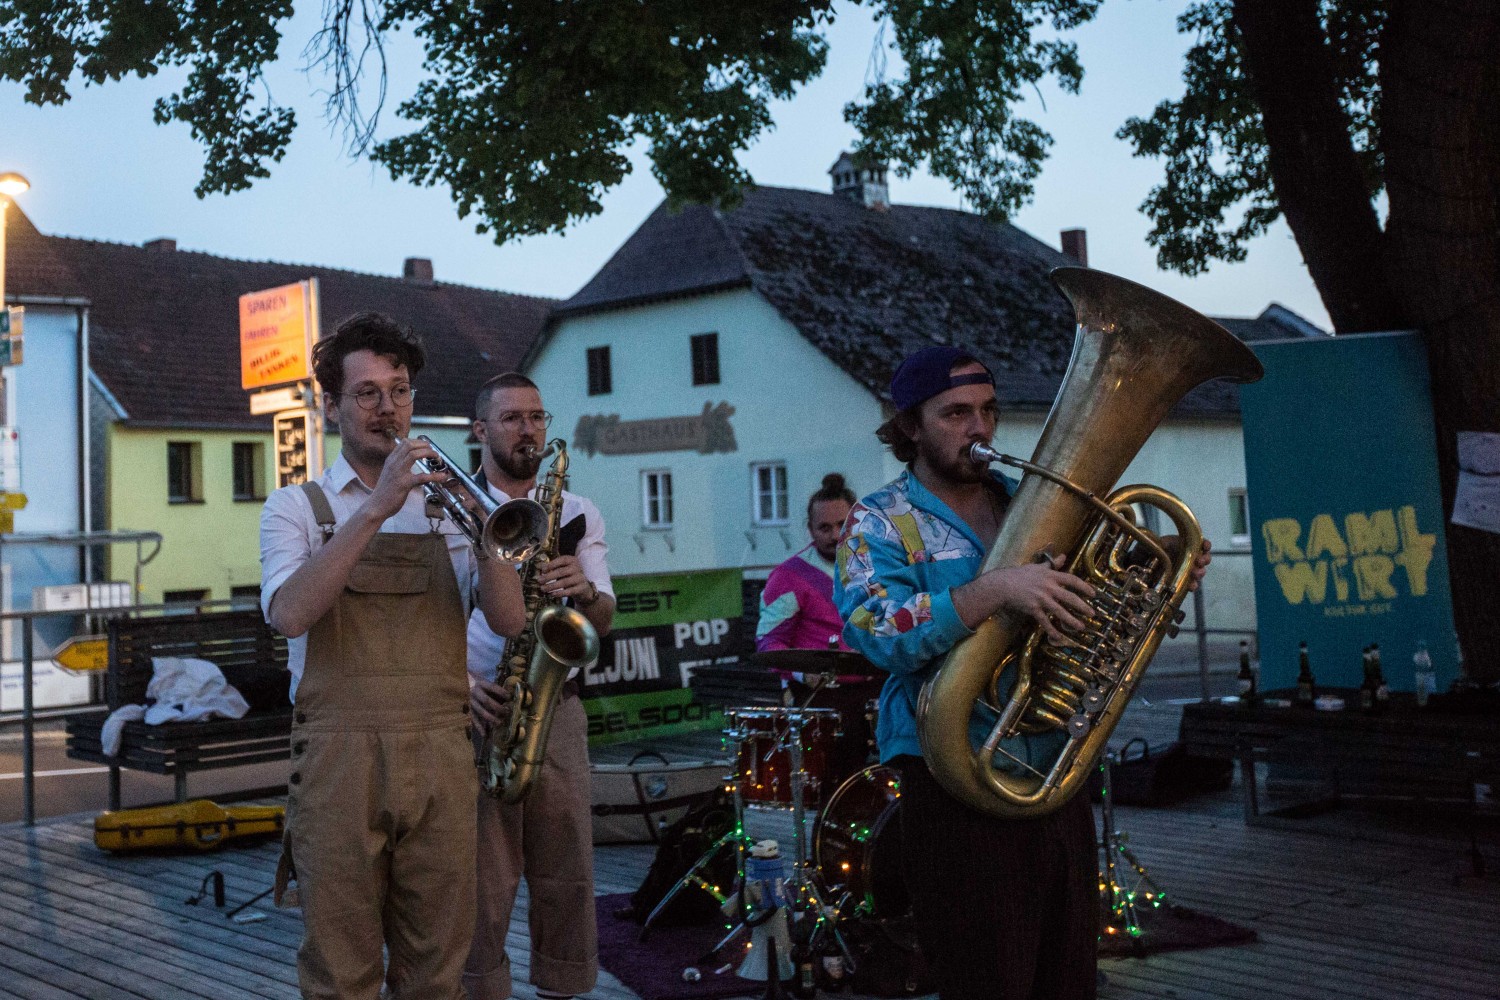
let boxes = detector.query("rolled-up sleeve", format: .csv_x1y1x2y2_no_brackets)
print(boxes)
576,497,614,599
259,487,314,622
835,505,970,675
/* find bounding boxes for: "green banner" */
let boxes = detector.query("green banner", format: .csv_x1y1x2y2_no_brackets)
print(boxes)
584,688,727,747
582,568,746,747
610,568,742,629
1241,332,1458,691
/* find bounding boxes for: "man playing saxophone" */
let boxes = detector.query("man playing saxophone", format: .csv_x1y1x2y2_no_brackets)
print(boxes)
836,346,1209,1000
463,372,615,1000
259,313,525,999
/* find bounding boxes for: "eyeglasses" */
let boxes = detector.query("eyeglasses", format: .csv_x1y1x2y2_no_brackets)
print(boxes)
494,410,553,430
344,384,416,410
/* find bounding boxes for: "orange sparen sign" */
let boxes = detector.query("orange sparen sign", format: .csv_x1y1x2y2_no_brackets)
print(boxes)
240,281,312,390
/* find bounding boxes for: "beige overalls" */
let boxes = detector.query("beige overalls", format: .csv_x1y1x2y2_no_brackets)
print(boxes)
278,484,478,999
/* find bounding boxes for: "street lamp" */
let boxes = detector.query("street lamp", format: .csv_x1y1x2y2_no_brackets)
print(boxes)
0,171,30,312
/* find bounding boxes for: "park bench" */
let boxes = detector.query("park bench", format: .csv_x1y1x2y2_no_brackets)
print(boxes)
65,609,292,810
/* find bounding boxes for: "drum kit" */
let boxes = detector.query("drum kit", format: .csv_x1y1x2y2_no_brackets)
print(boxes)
642,648,901,979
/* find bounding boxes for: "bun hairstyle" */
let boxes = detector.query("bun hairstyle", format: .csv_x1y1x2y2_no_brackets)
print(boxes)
808,473,856,520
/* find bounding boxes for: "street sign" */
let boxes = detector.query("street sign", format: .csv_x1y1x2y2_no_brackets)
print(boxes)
0,491,27,511
249,384,308,415
0,306,23,366
240,280,318,390
0,511,13,534
52,635,109,674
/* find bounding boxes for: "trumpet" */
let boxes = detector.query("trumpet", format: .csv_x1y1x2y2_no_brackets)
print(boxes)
393,434,549,561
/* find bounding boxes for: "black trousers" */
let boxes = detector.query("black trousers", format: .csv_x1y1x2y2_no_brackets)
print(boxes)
893,756,1098,1000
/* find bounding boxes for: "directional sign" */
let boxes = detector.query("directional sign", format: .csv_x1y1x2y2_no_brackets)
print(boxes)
0,491,27,511
53,635,109,674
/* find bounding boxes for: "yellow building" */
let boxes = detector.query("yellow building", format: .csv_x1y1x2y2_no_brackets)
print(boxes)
13,219,553,605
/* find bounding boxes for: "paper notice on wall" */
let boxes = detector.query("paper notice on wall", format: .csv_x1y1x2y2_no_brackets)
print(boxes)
1451,431,1500,534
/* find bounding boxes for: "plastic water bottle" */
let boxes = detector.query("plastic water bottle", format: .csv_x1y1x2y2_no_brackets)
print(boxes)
1413,640,1436,708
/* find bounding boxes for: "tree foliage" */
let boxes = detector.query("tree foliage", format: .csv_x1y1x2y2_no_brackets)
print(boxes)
1115,0,1386,275
0,0,1115,241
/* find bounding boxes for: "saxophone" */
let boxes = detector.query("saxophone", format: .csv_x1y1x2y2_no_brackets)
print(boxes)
917,267,1264,818
479,438,601,802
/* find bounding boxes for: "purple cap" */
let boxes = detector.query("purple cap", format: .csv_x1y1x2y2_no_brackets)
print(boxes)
890,346,995,411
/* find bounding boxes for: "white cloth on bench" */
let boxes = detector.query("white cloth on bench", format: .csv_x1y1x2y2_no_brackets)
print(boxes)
99,657,251,756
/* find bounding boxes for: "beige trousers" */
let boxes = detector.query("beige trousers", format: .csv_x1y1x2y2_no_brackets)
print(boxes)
464,695,597,1000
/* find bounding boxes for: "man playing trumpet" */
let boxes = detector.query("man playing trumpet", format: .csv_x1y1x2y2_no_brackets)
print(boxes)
259,312,524,999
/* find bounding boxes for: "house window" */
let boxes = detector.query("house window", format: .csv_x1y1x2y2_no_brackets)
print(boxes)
167,441,202,503
232,441,266,501
690,333,720,386
642,470,674,528
1229,489,1251,548
587,345,612,396
751,462,789,525
163,588,209,613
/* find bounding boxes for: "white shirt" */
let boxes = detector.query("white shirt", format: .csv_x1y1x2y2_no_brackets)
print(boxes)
259,453,477,699
466,481,614,683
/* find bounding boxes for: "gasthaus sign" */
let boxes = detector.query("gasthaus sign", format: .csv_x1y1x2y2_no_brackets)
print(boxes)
581,568,747,746
240,279,319,390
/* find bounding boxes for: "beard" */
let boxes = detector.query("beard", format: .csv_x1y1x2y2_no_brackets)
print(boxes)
492,441,543,482
919,438,987,485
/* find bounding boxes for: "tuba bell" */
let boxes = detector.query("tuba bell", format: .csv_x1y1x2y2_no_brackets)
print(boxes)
917,267,1263,818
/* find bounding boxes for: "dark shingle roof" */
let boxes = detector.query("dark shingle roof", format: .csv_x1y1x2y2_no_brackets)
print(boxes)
5,208,554,429
555,186,1322,417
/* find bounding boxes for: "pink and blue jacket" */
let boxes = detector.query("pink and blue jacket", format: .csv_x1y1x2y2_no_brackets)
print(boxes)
756,548,851,660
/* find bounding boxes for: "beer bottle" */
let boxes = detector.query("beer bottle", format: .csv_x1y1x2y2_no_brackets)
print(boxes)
1414,640,1437,708
1371,643,1390,713
791,926,817,999
1236,640,1257,706
1295,641,1316,707
1359,646,1375,713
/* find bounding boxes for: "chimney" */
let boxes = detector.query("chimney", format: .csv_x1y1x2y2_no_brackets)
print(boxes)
1060,229,1088,266
829,151,890,210
403,257,435,283
143,238,177,253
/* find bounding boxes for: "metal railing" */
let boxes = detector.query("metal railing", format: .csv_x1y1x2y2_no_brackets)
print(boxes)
2,597,257,826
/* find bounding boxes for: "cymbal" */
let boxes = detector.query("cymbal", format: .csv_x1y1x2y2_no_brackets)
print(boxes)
752,649,880,676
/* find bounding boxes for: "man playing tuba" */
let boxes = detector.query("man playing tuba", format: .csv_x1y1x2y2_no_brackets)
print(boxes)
464,372,616,1000
837,346,1209,1000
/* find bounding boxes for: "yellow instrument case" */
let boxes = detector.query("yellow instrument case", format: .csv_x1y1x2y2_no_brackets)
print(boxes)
93,799,285,853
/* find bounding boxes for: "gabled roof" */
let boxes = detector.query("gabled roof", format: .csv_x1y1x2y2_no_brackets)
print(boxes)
4,208,554,430
553,186,1324,416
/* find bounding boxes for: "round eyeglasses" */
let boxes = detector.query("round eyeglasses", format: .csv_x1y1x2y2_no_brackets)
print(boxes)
345,385,416,410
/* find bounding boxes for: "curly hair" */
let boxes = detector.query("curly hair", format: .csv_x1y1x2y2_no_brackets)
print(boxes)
312,312,425,398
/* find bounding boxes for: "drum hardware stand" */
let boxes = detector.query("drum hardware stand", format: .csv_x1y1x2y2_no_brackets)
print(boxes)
640,772,754,943
1097,752,1165,942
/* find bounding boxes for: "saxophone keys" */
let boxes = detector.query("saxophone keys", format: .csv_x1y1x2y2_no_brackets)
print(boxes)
1067,714,1092,738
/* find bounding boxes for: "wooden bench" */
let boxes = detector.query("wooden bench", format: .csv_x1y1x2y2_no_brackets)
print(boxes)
65,609,292,810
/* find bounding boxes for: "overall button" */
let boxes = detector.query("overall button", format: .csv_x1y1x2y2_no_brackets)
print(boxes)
292,741,307,756
295,712,307,724
290,772,302,785
461,702,471,714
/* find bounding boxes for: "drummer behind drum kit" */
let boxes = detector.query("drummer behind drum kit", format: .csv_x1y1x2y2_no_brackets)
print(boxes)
641,648,901,982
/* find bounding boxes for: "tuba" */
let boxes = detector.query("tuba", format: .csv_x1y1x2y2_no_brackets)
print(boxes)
479,439,601,802
917,267,1263,818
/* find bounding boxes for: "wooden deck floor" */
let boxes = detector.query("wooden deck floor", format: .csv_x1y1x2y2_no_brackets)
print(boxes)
1,711,1496,999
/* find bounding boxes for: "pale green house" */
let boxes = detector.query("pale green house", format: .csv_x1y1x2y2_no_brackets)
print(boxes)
525,168,1325,636
16,226,552,606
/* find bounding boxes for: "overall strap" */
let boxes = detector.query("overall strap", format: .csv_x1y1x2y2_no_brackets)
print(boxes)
299,482,338,543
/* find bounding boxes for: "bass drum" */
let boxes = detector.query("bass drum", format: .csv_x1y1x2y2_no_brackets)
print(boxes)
813,765,910,919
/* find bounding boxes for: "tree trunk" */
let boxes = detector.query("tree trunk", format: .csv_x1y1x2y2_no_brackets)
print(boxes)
1382,0,1500,683
1230,0,1408,333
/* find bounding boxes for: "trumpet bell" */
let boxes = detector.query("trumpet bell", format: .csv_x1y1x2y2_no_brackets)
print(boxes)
482,498,549,562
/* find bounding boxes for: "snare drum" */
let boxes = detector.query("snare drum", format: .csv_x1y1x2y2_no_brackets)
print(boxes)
724,706,842,810
814,766,908,919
